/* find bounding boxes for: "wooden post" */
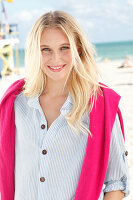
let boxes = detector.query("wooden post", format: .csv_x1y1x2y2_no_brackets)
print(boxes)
15,43,19,73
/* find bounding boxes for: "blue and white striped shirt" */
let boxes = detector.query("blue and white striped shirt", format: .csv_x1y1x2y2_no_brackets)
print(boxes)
14,92,129,200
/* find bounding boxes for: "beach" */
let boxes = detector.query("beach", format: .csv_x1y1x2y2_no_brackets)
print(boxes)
98,61,133,200
0,60,133,199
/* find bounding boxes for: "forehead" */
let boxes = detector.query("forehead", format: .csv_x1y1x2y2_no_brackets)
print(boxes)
40,28,70,46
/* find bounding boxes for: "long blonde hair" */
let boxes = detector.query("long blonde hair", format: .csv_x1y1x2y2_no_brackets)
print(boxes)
24,10,101,135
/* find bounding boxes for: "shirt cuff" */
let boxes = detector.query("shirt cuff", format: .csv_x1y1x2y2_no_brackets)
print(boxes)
103,177,130,197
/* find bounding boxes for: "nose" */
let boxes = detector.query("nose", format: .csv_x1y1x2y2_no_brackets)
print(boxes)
51,51,60,62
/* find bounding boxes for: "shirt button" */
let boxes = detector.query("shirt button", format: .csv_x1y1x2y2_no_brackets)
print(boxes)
125,151,128,156
40,177,45,182
41,124,45,129
42,149,47,155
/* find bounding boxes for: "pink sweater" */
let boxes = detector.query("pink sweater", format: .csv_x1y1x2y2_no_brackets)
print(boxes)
0,79,124,200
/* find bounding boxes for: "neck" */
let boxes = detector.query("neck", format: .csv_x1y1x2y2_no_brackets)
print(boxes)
43,78,70,98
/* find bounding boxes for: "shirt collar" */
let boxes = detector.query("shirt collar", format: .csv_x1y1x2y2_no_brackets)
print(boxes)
60,93,73,116
27,95,40,110
27,92,73,115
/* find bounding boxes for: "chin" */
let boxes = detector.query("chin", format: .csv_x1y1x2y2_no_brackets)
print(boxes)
48,74,69,82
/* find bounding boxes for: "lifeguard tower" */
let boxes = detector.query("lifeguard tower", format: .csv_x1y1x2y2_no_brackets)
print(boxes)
0,0,19,77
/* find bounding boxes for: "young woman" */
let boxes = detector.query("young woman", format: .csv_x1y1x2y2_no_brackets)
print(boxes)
0,11,129,200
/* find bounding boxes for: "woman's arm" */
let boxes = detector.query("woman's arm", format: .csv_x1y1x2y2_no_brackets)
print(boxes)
103,114,129,198
104,190,124,200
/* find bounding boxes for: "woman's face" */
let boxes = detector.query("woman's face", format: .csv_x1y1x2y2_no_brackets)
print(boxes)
40,28,73,82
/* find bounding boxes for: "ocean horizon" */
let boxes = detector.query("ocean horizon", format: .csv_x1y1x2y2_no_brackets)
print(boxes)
13,40,133,67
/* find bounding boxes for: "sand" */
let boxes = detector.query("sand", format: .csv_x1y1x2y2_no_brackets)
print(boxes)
98,61,133,200
0,61,133,199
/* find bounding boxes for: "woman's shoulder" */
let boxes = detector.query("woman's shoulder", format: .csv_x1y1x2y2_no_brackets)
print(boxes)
93,83,121,114
14,91,31,116
99,82,121,100
14,91,27,105
0,78,25,106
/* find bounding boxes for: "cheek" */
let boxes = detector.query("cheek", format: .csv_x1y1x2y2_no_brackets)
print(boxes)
63,52,72,63
42,54,50,64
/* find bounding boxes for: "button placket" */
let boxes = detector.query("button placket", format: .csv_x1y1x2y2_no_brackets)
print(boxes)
37,103,47,132
39,151,47,185
39,114,65,190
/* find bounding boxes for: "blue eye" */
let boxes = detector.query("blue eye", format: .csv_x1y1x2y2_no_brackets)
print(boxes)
61,46,69,50
41,48,50,52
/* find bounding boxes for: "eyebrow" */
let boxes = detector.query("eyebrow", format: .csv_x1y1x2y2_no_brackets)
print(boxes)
40,43,70,47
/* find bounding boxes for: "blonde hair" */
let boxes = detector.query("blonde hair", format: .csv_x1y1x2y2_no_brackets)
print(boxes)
24,10,101,135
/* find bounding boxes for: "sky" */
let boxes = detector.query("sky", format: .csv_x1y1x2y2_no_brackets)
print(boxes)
1,0,133,48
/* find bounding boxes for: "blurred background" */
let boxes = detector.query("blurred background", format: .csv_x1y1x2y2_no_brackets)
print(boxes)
1,0,133,67
0,0,133,199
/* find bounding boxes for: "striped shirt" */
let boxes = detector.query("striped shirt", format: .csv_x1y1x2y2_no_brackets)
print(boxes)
14,92,129,200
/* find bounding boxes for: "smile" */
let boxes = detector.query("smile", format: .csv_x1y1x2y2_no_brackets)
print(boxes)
47,64,66,72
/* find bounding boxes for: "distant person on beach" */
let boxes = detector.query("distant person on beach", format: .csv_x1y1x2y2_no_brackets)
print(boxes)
118,55,133,68
0,11,130,200
104,57,110,63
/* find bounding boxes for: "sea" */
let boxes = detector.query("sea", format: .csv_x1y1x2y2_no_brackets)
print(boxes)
13,40,133,67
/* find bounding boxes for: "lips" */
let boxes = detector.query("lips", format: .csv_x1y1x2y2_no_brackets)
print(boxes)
47,64,66,72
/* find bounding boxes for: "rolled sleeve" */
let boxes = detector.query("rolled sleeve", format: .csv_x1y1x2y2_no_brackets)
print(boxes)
104,177,129,197
103,113,130,197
